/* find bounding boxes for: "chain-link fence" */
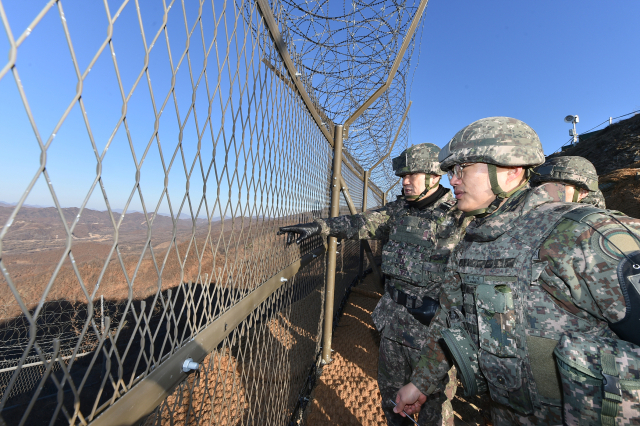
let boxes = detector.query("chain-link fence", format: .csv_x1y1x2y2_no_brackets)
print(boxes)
0,0,424,424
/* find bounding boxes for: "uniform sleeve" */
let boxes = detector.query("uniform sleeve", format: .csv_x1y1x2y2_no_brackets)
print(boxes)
538,215,640,324
409,268,465,394
314,202,400,241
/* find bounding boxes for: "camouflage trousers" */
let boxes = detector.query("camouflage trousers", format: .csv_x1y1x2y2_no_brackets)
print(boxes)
490,401,562,426
378,336,457,426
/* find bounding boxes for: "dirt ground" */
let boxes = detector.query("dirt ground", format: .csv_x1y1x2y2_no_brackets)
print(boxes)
600,160,640,218
304,274,491,426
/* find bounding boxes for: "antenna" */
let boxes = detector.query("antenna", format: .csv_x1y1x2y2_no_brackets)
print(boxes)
564,115,579,144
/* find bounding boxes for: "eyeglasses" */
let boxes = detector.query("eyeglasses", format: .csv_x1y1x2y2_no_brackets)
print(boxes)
446,163,473,180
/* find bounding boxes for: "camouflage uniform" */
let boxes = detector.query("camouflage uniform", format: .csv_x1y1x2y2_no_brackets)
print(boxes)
314,143,470,425
580,189,606,208
531,156,607,207
414,118,640,425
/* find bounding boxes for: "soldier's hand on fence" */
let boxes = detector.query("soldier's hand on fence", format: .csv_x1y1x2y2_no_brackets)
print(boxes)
277,222,321,245
394,382,427,417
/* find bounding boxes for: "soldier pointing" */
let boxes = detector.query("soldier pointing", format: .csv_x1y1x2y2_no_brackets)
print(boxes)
279,143,470,425
395,117,640,425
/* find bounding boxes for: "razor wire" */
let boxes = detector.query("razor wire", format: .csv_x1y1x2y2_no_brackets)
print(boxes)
0,0,416,424
277,0,424,191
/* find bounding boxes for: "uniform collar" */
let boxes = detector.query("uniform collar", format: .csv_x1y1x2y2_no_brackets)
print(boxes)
404,185,453,211
464,182,566,242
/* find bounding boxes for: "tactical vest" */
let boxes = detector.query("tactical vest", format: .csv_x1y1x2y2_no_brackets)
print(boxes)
381,199,458,294
457,201,617,415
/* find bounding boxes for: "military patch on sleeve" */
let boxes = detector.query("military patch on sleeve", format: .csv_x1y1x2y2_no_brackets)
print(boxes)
591,225,640,260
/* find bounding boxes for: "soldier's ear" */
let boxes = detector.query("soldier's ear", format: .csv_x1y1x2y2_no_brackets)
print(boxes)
579,188,590,201
505,166,525,183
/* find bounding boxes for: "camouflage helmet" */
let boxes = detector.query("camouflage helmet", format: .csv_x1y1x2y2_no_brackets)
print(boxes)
392,143,445,177
439,117,545,217
438,117,545,171
530,156,599,192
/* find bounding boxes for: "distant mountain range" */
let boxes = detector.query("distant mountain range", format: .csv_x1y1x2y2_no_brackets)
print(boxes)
0,201,51,209
0,202,218,220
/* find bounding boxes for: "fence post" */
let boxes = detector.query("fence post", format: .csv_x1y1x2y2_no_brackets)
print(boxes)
382,192,387,206
101,294,104,335
362,171,369,212
358,170,370,279
322,124,344,364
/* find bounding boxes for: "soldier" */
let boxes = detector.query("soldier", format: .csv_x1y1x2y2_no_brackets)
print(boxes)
530,156,607,208
581,188,606,208
278,143,470,425
394,117,640,425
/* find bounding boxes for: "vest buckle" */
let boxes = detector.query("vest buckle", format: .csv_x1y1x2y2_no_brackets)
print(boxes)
602,372,622,398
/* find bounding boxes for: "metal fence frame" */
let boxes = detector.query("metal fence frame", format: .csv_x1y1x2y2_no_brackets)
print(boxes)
0,0,427,424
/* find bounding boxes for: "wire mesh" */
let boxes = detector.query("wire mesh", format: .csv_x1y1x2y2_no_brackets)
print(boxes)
367,187,383,211
144,253,327,426
279,0,424,190
0,0,420,424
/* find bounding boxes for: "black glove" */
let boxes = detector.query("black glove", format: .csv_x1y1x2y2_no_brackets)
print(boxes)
277,222,322,245
406,296,440,326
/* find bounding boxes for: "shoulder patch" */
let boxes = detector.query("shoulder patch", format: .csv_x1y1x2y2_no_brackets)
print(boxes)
590,225,640,260
611,250,640,345
562,206,607,223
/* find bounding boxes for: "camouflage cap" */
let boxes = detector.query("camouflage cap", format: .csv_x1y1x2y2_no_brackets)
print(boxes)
438,117,545,171
392,143,445,176
531,156,599,192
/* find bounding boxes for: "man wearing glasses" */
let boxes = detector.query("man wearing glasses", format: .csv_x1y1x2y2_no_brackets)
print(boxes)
394,117,640,425
279,143,470,425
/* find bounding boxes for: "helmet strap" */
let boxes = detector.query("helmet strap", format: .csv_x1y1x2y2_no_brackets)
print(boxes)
465,197,502,218
572,187,580,203
488,164,507,198
405,175,439,202
464,165,529,217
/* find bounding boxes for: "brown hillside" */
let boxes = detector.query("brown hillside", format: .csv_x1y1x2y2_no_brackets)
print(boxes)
599,161,640,219
0,205,211,255
0,204,287,321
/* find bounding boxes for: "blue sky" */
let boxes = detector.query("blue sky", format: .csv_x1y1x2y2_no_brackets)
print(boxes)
0,0,263,219
0,0,639,213
410,0,640,155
